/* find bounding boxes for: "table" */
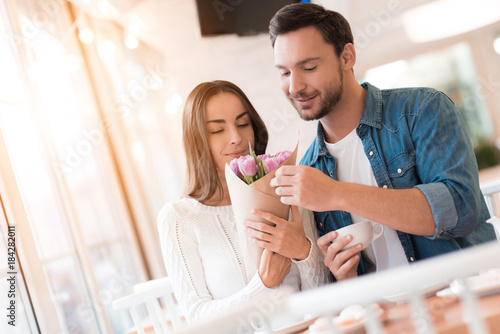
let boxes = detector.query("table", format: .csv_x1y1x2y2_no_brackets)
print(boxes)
297,290,500,333
383,292,500,334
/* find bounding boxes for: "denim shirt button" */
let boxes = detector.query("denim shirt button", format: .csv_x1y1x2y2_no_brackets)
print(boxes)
409,257,415,262
397,168,402,174
369,151,374,156
329,171,333,176
383,185,388,189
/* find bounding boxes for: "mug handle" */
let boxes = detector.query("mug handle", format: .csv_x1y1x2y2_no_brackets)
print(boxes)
370,222,384,241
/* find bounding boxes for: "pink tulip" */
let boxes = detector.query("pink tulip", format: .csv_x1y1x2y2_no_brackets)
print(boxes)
229,158,242,177
261,156,281,174
277,151,291,163
239,156,258,177
227,148,292,184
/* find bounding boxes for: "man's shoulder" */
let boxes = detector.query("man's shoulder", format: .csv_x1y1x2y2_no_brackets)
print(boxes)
377,86,454,118
380,86,444,102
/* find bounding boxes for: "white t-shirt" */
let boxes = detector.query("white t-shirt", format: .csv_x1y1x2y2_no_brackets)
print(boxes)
324,128,409,272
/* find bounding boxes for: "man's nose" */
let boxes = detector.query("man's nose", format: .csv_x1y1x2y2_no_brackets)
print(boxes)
289,73,306,96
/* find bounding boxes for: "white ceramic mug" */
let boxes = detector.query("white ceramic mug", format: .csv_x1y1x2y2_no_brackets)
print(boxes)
335,221,384,251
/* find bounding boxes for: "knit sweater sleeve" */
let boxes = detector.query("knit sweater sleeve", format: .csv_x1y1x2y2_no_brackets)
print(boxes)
292,207,332,289
157,203,280,324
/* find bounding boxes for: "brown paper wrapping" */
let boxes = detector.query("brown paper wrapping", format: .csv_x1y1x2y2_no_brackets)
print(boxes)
224,144,298,281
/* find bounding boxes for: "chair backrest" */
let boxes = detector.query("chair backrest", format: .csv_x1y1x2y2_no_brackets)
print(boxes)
481,180,500,241
481,180,500,217
112,277,184,334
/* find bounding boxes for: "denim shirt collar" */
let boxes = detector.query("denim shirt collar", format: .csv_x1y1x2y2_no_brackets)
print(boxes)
307,82,382,165
358,82,383,130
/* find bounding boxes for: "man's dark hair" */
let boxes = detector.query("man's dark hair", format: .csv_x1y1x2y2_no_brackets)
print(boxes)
269,3,353,56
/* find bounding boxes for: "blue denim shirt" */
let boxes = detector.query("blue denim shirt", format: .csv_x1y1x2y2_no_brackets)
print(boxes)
300,82,495,276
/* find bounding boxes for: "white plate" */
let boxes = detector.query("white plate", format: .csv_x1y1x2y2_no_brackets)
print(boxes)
304,305,383,334
255,317,318,334
436,271,500,297
383,280,450,303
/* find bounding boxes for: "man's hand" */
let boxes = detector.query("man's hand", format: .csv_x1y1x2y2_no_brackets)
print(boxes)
271,165,435,236
244,206,310,261
270,165,339,212
317,231,362,281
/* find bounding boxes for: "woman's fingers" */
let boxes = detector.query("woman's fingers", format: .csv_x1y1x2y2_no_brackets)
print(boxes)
249,209,284,227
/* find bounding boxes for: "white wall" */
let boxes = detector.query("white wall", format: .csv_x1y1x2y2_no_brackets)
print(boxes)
135,1,318,189
130,0,500,192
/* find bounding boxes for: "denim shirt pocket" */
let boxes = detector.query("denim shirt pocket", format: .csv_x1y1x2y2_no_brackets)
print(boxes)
314,211,329,236
386,152,418,188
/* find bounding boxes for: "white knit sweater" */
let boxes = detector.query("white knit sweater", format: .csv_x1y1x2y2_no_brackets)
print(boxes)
157,197,330,328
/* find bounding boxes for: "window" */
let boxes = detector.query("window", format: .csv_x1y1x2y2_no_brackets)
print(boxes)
0,0,181,332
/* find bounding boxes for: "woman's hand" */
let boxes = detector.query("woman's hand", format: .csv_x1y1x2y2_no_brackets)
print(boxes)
244,206,311,261
317,231,361,281
259,249,291,288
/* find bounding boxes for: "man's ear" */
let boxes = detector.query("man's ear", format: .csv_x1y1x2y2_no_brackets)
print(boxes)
340,43,356,70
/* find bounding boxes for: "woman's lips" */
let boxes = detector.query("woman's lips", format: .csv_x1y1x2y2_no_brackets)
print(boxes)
226,150,247,158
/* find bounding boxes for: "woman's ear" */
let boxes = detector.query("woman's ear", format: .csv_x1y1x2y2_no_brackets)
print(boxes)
340,43,356,71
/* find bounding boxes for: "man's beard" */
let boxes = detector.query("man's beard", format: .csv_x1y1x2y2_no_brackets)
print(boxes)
292,68,344,121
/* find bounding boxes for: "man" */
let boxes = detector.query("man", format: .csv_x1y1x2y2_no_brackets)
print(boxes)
266,3,495,281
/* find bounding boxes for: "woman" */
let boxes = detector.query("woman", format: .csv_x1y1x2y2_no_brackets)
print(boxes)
157,80,329,331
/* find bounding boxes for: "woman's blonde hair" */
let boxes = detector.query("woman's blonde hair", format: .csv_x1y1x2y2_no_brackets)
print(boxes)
182,80,269,203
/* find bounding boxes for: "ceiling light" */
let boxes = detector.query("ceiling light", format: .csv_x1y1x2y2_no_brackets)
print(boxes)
124,34,138,50
78,27,94,44
494,35,500,55
403,0,500,43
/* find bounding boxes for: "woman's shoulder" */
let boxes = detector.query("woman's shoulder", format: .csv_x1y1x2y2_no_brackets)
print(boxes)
157,197,233,225
157,197,198,223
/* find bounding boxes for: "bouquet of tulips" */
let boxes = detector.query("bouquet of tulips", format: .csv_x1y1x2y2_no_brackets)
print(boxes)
229,144,292,185
225,142,298,280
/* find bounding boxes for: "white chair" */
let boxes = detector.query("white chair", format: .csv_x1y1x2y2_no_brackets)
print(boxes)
481,179,500,217
112,277,185,334
481,180,500,240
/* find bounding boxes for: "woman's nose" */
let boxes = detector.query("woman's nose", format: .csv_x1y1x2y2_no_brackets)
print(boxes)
229,127,243,144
